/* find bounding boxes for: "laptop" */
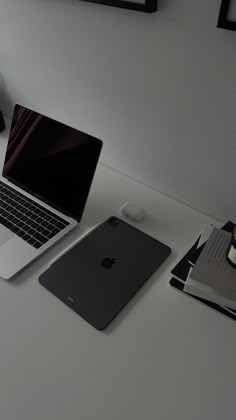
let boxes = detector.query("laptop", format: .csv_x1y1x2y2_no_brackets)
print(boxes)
39,217,171,330
0,104,102,279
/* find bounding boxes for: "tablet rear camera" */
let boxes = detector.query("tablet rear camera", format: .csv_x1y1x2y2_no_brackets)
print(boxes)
108,217,120,226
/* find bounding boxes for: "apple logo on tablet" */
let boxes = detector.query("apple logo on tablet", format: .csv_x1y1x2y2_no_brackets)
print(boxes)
101,257,116,270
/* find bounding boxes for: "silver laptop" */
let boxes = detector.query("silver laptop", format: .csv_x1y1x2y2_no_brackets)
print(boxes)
0,104,102,279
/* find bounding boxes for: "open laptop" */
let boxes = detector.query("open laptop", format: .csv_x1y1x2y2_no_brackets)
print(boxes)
0,104,102,279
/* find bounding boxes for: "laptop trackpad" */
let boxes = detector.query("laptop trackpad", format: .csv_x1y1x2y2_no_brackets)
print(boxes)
0,225,14,247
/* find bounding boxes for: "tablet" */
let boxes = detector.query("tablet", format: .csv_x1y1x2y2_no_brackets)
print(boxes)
39,217,171,330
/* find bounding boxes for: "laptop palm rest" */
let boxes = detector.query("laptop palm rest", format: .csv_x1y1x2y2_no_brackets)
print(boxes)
0,225,14,247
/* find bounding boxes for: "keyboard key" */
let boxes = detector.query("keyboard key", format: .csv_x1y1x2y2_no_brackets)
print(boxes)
25,210,34,217
32,232,48,244
41,228,51,237
22,233,31,241
35,225,44,233
10,226,19,234
28,205,37,211
30,222,39,229
34,241,42,249
10,217,18,225
19,224,30,233
21,223,28,231
23,217,31,224
55,221,67,229
28,237,37,246
6,214,14,221
42,221,54,230
15,204,22,210
47,229,60,239
15,221,24,228
34,216,44,225
17,229,26,238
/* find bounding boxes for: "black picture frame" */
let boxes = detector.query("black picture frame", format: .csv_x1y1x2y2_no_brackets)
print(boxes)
217,0,236,31
80,0,157,13
0,111,5,132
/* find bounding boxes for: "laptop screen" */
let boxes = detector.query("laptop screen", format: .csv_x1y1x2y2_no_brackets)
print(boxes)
2,104,102,221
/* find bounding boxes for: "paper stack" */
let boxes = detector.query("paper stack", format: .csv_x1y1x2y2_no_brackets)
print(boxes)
184,227,236,309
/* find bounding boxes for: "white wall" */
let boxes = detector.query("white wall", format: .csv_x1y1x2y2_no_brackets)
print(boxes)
0,0,235,222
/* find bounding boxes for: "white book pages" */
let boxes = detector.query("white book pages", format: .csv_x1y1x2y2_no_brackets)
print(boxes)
187,228,236,299
184,267,236,310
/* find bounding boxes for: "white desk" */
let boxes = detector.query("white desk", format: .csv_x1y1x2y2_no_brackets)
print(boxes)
0,127,236,420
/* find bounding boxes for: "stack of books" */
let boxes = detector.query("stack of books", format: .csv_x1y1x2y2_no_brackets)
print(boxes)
169,221,236,320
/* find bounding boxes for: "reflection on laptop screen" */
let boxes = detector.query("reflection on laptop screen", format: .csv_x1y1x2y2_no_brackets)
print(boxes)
2,105,102,221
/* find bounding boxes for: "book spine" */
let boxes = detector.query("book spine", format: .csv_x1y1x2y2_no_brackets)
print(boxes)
0,111,5,132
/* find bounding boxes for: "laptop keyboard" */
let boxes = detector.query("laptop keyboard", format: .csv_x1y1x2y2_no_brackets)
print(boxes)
0,181,70,249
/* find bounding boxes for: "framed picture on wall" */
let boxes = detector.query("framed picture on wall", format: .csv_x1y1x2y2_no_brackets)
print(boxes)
217,0,236,31
80,0,157,13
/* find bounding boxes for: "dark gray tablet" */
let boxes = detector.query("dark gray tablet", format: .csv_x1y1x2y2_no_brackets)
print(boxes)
39,217,171,330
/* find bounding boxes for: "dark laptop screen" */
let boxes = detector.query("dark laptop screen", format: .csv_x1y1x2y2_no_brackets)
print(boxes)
2,104,102,221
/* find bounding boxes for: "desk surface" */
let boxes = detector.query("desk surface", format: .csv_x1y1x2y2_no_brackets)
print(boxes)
0,127,236,420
